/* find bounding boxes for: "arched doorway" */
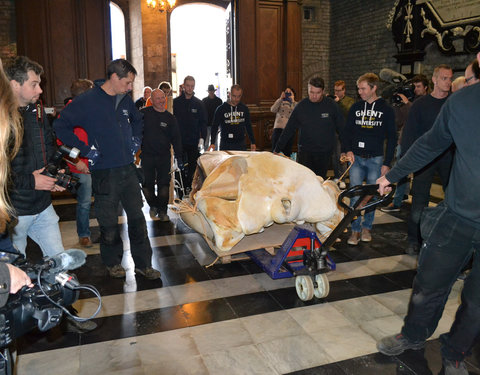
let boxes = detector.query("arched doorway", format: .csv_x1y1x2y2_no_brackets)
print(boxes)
170,3,232,101
110,2,127,60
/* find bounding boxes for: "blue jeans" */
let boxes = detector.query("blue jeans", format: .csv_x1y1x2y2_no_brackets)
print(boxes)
401,202,480,361
74,172,92,238
349,155,383,232
12,204,65,257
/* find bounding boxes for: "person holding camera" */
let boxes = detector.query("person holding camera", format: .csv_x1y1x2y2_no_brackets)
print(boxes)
0,263,33,307
2,58,94,333
381,74,429,213
270,86,297,157
4,56,66,258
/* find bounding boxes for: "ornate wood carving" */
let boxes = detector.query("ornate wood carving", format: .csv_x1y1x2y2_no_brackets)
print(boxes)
390,0,480,65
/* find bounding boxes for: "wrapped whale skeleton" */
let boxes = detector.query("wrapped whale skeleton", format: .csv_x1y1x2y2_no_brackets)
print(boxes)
177,151,392,301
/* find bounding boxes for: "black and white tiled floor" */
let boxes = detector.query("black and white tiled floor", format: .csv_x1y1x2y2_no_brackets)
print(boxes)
13,186,480,374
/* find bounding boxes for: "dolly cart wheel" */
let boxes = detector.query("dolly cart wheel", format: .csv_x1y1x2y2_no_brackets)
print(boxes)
293,184,394,302
313,273,330,298
295,275,314,301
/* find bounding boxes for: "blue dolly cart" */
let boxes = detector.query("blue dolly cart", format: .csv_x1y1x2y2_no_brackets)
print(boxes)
246,184,393,301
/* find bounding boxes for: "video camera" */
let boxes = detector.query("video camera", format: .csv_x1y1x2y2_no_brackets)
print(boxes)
379,68,415,106
0,249,101,348
41,145,80,193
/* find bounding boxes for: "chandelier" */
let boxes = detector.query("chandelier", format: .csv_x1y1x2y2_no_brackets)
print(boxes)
146,0,176,13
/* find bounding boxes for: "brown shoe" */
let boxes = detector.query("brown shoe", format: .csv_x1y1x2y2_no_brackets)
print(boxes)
347,231,360,245
107,264,126,278
361,228,372,242
79,237,93,248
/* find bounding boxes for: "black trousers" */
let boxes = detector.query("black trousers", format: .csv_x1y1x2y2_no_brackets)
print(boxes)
182,144,199,190
297,150,332,179
408,151,452,246
271,128,293,157
141,154,170,214
402,202,480,361
91,164,152,269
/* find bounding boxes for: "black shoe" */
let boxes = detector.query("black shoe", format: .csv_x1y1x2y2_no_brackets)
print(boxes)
405,243,420,255
377,333,424,356
381,203,401,213
157,212,170,222
149,207,158,217
65,315,97,333
443,358,468,375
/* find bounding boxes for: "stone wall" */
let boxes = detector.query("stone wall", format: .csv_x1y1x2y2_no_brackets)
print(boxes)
301,0,330,97
140,1,170,90
0,0,16,59
328,0,478,98
329,0,398,98
129,0,145,99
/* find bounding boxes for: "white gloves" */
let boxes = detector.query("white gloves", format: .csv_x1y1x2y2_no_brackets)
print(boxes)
198,138,205,153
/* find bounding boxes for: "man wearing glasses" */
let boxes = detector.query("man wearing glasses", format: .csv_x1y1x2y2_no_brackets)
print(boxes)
464,58,479,86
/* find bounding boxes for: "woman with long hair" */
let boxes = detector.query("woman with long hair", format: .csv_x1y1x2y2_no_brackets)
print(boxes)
0,59,23,232
0,59,32,304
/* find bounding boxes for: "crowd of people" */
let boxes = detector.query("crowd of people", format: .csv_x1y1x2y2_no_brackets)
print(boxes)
0,51,479,374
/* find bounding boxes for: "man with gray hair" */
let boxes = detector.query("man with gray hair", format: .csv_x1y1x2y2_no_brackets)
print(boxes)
273,77,344,179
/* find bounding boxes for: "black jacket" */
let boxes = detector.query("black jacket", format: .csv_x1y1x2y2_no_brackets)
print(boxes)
140,107,182,159
10,104,56,216
173,93,207,146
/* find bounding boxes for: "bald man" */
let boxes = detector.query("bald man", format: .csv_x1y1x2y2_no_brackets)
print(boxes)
141,89,182,221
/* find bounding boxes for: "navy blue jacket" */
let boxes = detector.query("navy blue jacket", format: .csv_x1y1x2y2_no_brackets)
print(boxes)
54,86,143,171
342,98,397,167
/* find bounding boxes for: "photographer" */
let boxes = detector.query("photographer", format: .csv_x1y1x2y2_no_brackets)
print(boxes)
270,86,297,157
4,56,65,258
4,56,96,332
382,74,429,213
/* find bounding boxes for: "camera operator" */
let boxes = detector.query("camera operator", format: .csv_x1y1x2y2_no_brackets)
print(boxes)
381,74,429,213
0,263,33,307
4,56,96,332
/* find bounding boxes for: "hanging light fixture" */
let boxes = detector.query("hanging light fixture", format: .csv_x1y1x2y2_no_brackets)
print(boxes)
146,0,176,13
